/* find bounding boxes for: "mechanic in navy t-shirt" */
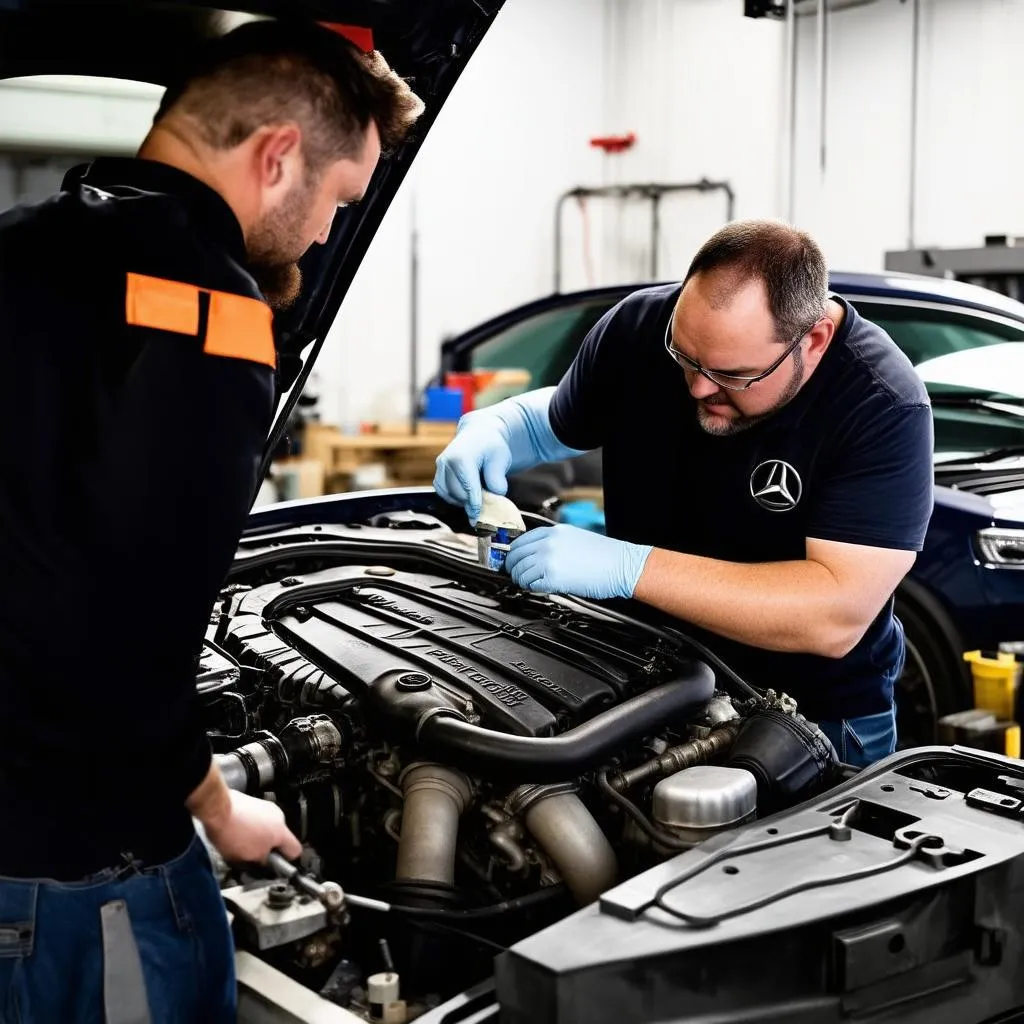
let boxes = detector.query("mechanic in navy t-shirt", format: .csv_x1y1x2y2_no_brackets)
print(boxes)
434,220,935,767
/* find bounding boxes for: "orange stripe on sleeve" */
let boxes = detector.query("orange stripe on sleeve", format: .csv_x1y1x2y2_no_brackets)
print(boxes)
204,290,276,370
125,273,200,335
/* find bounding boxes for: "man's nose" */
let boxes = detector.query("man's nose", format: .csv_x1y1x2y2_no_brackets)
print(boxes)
687,370,720,400
315,222,333,245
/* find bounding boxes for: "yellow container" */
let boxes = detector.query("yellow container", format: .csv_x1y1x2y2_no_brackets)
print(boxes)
964,650,1021,721
1006,725,1022,760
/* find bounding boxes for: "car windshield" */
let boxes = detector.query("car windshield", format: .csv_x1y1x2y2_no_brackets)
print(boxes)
467,299,618,395
461,293,1024,459
914,342,1024,398
852,301,1024,456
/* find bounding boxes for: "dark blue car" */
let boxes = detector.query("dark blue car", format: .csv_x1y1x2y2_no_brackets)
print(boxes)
436,271,1024,747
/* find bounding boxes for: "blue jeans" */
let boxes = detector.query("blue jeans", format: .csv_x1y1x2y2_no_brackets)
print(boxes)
0,832,235,1024
819,619,905,769
819,706,898,768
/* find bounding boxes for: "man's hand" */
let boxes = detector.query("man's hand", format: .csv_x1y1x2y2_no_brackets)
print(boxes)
187,761,301,864
505,525,653,600
202,790,303,864
433,415,512,524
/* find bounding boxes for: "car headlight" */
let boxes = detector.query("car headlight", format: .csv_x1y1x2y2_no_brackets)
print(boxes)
976,528,1024,567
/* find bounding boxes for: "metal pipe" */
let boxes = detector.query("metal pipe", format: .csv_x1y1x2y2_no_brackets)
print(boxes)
817,0,828,175
489,828,528,874
552,182,736,292
607,724,739,793
908,0,921,248
396,763,472,886
795,0,884,14
518,789,617,905
786,0,798,221
217,755,250,792
215,715,343,793
409,192,419,435
553,191,571,293
650,191,662,279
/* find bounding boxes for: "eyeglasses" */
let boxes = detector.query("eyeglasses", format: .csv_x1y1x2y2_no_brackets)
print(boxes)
664,314,823,391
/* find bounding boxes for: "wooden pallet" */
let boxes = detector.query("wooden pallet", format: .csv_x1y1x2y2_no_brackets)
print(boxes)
301,421,458,492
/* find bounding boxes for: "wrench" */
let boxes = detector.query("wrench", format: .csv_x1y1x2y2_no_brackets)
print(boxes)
266,849,346,915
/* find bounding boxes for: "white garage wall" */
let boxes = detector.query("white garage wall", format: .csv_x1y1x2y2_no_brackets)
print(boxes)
6,2,1020,426
791,0,1024,272
594,0,787,287
319,0,609,427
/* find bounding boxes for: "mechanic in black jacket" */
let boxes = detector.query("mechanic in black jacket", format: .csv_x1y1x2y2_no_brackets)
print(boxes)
435,220,935,770
0,20,423,1024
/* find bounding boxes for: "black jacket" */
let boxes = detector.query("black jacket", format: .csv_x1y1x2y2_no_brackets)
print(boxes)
0,157,276,879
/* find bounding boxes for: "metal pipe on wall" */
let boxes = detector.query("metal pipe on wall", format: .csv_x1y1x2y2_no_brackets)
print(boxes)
650,192,662,279
409,193,420,435
552,181,736,293
785,0,798,222
907,0,921,249
817,0,828,175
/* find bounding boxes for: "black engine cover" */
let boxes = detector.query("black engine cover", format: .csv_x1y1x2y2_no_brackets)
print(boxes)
223,564,689,737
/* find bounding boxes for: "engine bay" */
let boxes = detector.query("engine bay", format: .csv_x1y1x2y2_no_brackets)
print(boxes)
201,509,840,1020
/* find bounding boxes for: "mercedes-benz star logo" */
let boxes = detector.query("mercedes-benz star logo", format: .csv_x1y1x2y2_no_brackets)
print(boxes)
750,460,803,512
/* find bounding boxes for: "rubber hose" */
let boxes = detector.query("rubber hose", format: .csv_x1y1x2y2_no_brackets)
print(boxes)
418,664,715,782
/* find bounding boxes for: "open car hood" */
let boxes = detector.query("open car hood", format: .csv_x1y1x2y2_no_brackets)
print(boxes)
0,0,506,473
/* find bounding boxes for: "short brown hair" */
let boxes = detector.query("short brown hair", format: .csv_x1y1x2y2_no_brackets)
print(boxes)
683,219,828,342
155,19,425,167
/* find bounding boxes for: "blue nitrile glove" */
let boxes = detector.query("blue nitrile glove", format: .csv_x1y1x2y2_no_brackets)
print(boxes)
504,525,653,600
433,387,587,524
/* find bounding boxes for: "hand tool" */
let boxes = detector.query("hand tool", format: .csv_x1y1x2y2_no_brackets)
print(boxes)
266,849,346,916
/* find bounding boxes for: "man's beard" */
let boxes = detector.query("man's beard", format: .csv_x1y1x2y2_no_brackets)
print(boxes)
250,261,302,312
247,178,313,312
696,346,805,437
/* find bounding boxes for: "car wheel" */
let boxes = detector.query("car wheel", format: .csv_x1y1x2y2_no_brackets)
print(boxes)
894,581,972,748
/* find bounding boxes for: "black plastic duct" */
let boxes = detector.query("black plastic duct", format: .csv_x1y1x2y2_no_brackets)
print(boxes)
369,665,716,782
727,708,837,812
216,714,345,793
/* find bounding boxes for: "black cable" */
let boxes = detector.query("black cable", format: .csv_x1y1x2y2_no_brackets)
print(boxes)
397,885,566,920
408,918,510,956
654,831,937,929
348,884,568,921
634,801,861,923
597,770,694,851
666,628,762,702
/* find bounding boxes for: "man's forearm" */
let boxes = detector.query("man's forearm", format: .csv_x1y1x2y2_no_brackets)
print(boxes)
492,387,589,471
185,758,232,830
633,548,865,657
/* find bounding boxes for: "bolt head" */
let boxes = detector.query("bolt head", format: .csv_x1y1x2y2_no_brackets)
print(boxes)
321,881,345,913
266,883,295,909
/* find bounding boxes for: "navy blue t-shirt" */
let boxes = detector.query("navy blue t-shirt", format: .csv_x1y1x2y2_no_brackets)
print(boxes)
549,284,935,722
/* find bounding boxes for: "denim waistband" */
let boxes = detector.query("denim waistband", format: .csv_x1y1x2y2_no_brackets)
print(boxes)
0,830,205,890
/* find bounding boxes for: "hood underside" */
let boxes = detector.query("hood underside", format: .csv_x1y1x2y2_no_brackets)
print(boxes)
0,0,505,469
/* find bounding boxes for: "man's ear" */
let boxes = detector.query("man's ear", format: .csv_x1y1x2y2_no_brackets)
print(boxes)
805,314,835,359
253,124,303,191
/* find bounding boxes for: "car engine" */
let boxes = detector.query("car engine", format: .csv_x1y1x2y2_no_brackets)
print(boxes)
199,509,838,1020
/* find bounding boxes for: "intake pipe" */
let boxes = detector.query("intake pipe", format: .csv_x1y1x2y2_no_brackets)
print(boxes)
368,664,715,782
396,763,473,887
510,785,617,905
216,715,343,793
